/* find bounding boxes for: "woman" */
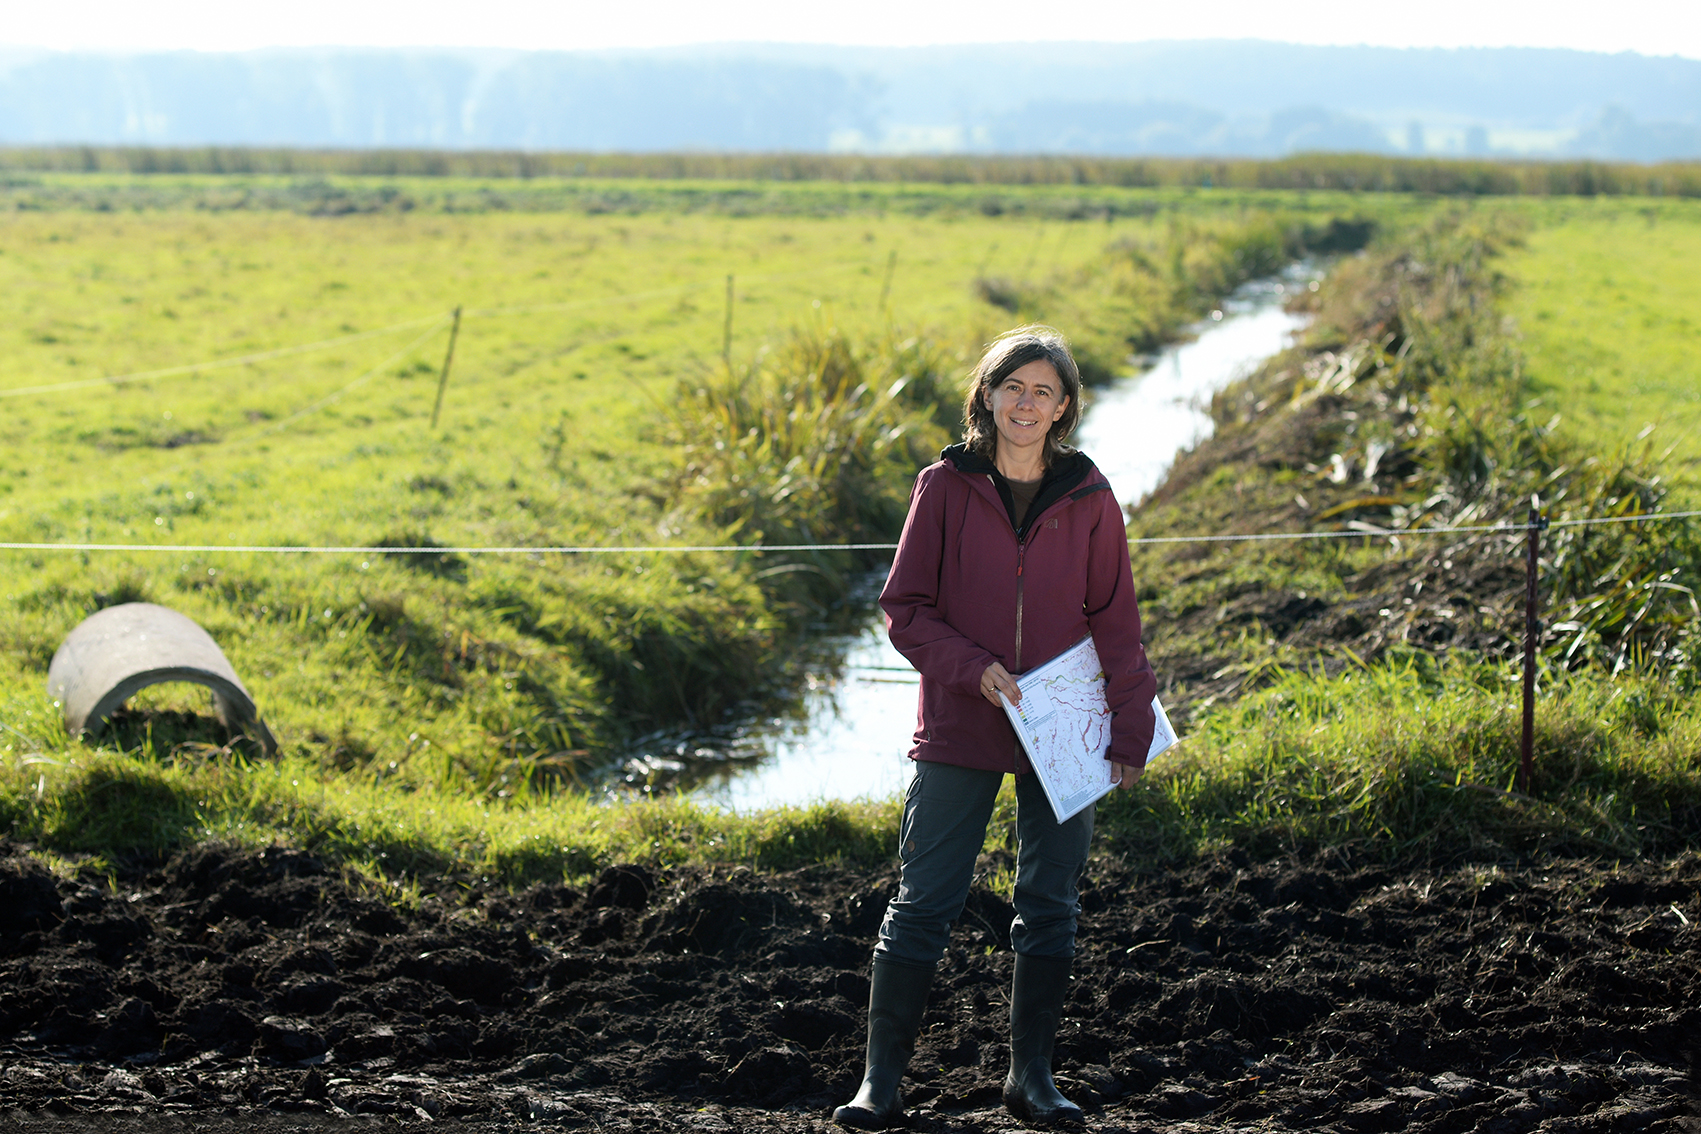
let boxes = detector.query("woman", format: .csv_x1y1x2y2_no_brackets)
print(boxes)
834,325,1157,1130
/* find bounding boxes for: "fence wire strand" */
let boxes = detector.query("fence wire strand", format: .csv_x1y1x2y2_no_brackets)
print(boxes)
0,314,448,400
464,260,866,320
1,510,1691,557
2,257,869,401
6,253,1697,559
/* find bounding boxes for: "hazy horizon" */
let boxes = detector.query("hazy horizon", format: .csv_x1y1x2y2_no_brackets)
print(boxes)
2,41,1697,161
3,0,1696,59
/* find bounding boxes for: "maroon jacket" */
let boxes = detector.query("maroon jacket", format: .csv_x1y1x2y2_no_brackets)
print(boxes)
879,444,1158,774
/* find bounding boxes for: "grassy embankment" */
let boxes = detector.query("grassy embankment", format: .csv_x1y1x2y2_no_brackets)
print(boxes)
0,177,1396,884
1104,197,1701,864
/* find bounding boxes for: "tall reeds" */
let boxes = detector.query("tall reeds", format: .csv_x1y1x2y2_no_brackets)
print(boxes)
663,322,958,614
3,146,1697,199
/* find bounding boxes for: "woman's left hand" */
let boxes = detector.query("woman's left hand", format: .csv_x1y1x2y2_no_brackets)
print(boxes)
980,662,1022,707
1110,762,1145,790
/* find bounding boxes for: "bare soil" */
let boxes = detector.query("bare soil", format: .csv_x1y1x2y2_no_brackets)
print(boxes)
2,842,1699,1132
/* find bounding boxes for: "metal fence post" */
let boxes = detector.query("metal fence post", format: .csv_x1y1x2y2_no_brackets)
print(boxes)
1518,503,1548,793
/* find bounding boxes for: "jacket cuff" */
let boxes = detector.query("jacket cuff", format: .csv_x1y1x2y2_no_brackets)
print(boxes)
952,650,999,699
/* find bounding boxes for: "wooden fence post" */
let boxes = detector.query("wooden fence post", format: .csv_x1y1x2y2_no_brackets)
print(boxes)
430,306,462,429
722,275,734,366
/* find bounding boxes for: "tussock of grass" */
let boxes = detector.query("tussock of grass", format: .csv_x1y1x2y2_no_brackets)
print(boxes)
661,320,959,615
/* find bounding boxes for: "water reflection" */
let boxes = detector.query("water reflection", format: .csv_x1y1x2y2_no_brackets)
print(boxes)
683,270,1315,811
682,619,917,812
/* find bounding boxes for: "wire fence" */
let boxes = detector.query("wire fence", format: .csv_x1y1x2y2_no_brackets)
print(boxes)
5,505,1689,798
0,509,1690,556
9,246,1693,806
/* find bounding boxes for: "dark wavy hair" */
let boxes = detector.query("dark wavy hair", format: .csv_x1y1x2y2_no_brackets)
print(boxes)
961,324,1083,466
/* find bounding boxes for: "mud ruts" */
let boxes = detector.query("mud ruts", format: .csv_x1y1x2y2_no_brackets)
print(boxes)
0,844,1694,1131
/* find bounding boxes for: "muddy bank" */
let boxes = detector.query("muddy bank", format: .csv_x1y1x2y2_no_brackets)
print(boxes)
1,842,1697,1131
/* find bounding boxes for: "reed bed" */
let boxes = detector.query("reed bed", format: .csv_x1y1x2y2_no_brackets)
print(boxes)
3,146,1696,198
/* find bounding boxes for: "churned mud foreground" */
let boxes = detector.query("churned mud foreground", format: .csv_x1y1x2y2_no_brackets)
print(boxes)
0,842,1697,1132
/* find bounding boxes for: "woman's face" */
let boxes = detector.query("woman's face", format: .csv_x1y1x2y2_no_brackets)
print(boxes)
984,359,1070,458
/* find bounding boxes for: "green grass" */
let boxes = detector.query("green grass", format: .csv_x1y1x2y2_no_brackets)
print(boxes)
4,173,1700,883
0,698,902,884
0,181,1386,793
6,654,1697,885
1105,655,1701,863
0,204,1099,415
1500,198,1701,494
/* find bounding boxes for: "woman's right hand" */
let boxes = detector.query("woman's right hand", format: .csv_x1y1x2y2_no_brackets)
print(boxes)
980,662,1021,707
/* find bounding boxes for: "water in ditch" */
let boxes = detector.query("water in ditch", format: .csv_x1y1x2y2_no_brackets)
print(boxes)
667,268,1316,811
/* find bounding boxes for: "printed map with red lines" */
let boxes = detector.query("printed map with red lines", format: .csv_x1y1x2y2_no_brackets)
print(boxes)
1008,638,1113,817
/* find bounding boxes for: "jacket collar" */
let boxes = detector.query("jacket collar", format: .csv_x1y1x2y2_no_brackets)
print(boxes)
941,443,1104,538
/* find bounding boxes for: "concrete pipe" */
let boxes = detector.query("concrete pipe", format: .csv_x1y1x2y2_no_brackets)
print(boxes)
46,602,278,756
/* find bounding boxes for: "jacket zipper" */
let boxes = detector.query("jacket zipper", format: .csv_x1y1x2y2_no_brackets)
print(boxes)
1013,533,1027,773
1014,540,1025,672
1011,485,1105,677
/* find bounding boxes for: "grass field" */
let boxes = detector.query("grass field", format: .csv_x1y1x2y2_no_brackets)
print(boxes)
0,202,1099,787
2,189,1393,504
3,172,1698,885
1500,197,1701,493
0,181,1389,829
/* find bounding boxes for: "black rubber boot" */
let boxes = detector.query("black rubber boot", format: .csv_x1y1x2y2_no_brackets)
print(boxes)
832,957,935,1129
1002,953,1085,1127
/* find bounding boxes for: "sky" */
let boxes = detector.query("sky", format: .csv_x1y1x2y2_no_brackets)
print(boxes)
3,0,1697,60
